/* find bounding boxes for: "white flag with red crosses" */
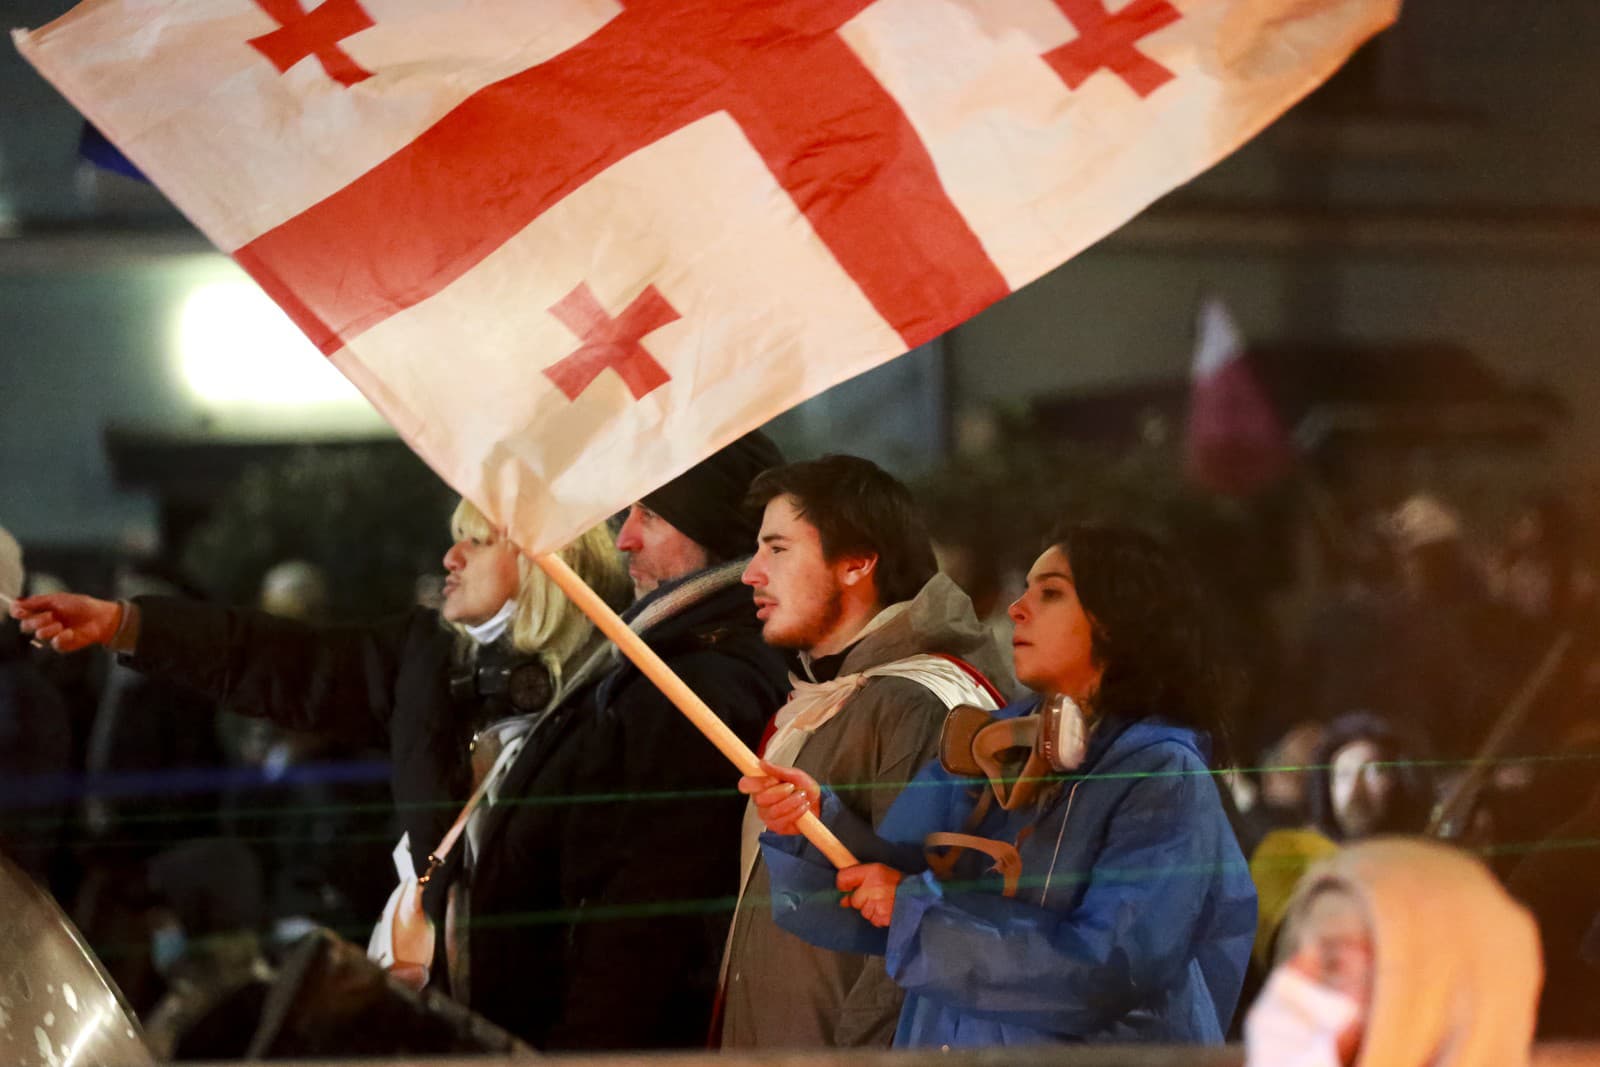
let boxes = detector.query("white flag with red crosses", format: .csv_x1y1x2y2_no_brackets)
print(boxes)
16,0,1397,555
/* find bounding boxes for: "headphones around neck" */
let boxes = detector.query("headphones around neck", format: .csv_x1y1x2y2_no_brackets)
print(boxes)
1037,693,1089,774
938,693,1089,812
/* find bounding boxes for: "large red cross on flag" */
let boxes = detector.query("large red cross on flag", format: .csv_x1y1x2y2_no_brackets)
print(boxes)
16,0,1397,557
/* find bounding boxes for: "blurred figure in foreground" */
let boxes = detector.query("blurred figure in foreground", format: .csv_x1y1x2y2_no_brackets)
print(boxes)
1246,838,1541,1067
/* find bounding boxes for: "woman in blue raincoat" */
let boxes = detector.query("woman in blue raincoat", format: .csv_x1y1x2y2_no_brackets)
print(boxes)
743,523,1257,1047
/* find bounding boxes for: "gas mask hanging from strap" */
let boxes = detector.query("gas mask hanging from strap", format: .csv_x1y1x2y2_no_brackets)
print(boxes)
924,694,1088,897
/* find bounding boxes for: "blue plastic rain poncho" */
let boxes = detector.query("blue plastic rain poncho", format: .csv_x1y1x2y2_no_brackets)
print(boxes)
760,698,1257,1048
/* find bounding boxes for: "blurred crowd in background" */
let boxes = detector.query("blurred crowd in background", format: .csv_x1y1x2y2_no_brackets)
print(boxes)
3,431,1599,1052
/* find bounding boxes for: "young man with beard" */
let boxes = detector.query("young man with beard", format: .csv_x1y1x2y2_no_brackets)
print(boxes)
718,454,1013,1049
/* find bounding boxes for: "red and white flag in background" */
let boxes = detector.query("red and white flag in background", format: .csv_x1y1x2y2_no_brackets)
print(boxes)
1183,295,1295,496
16,0,1395,555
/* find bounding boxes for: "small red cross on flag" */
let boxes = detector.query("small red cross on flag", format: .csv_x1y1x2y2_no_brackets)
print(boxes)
1044,0,1183,98
247,0,375,88
16,0,1398,555
545,283,678,402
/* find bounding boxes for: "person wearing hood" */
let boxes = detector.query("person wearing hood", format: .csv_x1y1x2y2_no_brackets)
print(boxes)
719,454,1014,1050
1305,711,1435,843
743,523,1255,1047
1246,837,1541,1067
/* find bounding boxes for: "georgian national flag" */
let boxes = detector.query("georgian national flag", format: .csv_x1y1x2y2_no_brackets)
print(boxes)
16,0,1396,555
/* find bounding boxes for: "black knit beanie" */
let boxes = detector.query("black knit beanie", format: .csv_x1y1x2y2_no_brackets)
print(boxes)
641,431,784,561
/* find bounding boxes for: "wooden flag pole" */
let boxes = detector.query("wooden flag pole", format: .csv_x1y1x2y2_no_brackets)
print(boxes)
534,552,859,870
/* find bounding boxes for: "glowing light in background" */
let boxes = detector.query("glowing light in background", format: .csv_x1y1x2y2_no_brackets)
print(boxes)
177,280,367,407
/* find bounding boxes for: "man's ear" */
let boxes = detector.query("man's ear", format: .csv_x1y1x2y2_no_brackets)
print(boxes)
837,553,879,588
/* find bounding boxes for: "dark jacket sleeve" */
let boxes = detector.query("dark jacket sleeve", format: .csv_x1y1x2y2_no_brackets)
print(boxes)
543,647,779,1050
122,595,428,748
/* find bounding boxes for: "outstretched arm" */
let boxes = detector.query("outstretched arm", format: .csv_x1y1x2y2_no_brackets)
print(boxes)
16,592,419,744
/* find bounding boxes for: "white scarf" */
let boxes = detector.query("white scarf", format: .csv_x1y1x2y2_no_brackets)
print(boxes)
736,645,1001,890
716,641,1003,1001
463,597,516,645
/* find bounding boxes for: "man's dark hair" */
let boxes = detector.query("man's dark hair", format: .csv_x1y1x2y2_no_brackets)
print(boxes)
746,455,937,606
1053,523,1242,767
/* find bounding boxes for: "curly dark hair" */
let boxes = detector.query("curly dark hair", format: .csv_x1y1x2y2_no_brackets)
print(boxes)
1054,523,1242,766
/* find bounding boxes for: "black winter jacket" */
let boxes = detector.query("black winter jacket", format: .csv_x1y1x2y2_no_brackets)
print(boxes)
122,563,786,1049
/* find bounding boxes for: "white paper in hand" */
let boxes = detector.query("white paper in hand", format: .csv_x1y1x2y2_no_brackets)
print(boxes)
0,525,23,607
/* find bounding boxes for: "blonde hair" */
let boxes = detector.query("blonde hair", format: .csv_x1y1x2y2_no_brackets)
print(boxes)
447,499,632,685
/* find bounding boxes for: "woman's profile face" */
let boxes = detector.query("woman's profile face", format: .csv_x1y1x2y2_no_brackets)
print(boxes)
1007,545,1101,701
440,532,521,624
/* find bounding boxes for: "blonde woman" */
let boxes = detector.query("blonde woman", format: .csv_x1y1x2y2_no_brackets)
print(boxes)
441,498,631,718
17,432,795,1051
12,501,629,996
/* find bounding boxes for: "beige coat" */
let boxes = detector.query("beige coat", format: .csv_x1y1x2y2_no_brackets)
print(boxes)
718,574,1013,1049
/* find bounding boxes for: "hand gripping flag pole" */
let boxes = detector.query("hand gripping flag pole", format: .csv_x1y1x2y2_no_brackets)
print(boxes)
533,551,859,869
